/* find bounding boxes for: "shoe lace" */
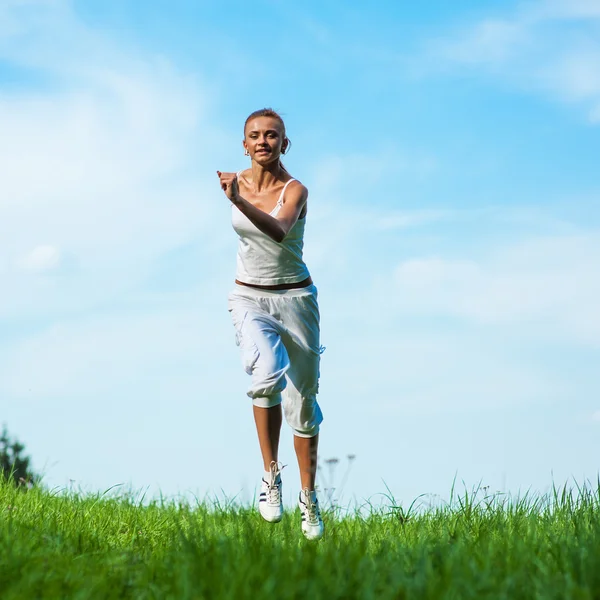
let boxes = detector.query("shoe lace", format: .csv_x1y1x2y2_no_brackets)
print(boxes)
302,488,320,525
267,461,284,504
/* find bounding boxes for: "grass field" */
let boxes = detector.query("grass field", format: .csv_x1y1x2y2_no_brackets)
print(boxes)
1,478,599,599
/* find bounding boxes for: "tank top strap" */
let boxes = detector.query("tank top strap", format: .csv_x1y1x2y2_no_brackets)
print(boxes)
276,178,296,207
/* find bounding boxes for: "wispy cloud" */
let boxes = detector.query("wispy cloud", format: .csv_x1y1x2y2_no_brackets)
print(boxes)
392,232,600,346
0,1,231,320
17,245,62,272
423,0,600,123
1,307,222,399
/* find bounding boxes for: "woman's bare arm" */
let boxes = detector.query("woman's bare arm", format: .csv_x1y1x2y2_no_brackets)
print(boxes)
217,171,307,243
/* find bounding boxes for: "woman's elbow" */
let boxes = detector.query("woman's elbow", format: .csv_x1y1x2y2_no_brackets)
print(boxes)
272,226,287,243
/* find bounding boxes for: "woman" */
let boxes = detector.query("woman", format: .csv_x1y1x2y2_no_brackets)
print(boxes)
217,108,324,541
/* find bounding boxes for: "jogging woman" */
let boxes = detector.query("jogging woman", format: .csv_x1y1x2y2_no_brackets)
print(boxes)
217,108,324,540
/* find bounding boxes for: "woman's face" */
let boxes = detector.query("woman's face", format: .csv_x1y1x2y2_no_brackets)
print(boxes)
243,116,287,166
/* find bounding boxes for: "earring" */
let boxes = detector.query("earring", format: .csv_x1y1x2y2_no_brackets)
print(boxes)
244,149,249,156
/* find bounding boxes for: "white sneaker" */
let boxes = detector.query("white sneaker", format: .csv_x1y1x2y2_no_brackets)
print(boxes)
258,461,284,523
298,488,324,540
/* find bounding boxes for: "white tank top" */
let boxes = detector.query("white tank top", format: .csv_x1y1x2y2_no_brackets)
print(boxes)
231,173,311,286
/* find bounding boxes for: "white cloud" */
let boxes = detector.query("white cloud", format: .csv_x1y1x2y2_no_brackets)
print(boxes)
396,257,479,288
374,210,450,230
436,18,530,66
0,1,233,319
302,150,442,273
17,245,61,271
589,104,600,122
327,327,564,416
390,232,600,345
425,0,600,122
0,306,228,399
539,0,600,20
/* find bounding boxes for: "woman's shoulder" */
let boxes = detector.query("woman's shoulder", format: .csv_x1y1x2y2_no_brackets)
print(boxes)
286,177,308,196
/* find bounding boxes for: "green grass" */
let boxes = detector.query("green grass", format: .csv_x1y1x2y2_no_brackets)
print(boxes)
1,479,600,599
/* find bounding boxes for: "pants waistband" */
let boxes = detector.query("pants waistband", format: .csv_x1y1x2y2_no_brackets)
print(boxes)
232,283,317,298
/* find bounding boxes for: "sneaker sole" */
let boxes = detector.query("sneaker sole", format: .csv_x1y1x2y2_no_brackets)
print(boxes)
302,528,324,541
259,508,283,523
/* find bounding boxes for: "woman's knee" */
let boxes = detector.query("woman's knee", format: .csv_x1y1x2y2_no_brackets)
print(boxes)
293,423,320,438
283,391,323,437
247,364,288,399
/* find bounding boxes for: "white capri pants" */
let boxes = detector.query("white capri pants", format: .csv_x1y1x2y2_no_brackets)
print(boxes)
227,283,324,438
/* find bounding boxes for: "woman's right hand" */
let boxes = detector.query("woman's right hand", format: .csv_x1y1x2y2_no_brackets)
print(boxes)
216,171,239,203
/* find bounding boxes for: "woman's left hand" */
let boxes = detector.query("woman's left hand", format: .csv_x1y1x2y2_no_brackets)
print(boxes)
216,171,239,203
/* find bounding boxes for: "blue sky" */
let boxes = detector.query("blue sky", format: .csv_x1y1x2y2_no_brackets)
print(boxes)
1,0,599,508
